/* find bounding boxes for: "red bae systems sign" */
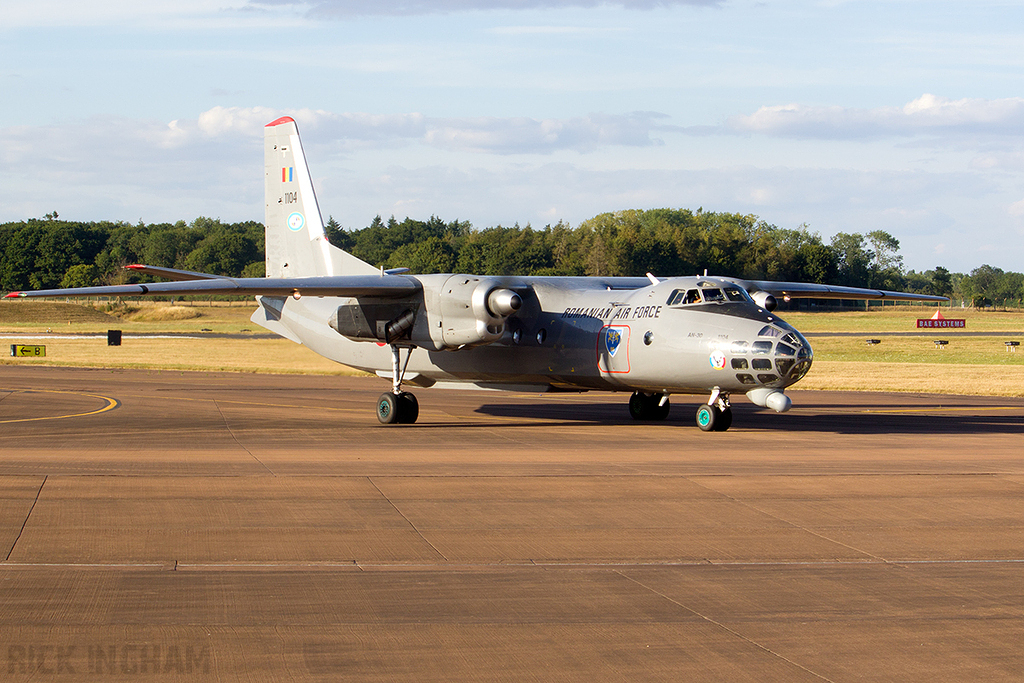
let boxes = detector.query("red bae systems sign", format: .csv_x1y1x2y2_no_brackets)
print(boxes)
917,310,965,329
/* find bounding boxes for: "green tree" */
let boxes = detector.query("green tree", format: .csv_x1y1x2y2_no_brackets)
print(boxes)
61,264,99,288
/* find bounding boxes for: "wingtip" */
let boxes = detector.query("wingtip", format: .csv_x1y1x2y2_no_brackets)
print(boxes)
125,264,145,270
266,116,296,128
4,292,24,299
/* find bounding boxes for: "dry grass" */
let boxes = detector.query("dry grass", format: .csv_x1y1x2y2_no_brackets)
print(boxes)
0,300,258,334
122,306,203,321
1,337,368,375
799,361,1024,397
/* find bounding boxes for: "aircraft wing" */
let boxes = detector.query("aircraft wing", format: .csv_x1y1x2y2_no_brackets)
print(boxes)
725,278,948,302
4,273,422,299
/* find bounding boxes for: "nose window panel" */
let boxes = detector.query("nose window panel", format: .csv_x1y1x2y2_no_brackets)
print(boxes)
731,341,749,354
790,360,812,382
776,359,795,376
751,341,773,354
736,373,756,385
777,343,796,356
751,358,772,370
732,358,748,369
758,325,783,338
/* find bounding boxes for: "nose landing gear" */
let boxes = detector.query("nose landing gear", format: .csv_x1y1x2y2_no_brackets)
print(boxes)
377,345,419,424
696,389,732,432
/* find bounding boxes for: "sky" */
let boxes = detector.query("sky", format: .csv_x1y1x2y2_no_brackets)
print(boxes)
2,0,1023,274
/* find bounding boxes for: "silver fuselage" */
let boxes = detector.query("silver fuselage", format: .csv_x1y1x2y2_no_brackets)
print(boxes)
261,275,813,397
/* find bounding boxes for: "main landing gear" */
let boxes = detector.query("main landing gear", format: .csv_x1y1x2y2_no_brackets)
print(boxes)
377,345,419,425
695,389,732,432
628,391,670,421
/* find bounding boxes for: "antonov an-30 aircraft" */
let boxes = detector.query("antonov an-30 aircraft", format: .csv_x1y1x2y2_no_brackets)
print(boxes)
7,116,947,430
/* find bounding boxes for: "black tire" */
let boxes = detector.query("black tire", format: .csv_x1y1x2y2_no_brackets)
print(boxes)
628,392,647,420
630,392,670,421
695,404,719,432
397,392,419,424
377,392,400,424
651,397,670,421
714,407,733,432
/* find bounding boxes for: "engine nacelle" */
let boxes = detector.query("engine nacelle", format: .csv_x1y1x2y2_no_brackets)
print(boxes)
752,291,778,312
436,276,522,349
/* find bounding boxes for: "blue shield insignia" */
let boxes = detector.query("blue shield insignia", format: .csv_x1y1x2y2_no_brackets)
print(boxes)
606,328,622,357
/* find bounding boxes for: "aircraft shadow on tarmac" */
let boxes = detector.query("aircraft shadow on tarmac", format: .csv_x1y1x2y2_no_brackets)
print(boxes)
474,402,1024,435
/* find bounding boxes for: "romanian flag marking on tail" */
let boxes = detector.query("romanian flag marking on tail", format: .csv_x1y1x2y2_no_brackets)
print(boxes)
282,167,294,182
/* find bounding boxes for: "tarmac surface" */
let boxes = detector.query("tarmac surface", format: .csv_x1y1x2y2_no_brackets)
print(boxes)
1,365,1022,681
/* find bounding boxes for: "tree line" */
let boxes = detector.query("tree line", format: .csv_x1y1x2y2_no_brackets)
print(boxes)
1,209,1021,307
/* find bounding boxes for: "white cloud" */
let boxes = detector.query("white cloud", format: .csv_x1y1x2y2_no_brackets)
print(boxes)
728,94,1024,140
0,0,252,28
247,0,719,18
105,107,670,155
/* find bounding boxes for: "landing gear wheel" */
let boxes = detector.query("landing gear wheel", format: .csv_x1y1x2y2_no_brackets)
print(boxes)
629,392,670,421
397,391,419,424
377,392,400,424
652,397,670,421
714,407,732,432
377,392,419,424
696,404,720,432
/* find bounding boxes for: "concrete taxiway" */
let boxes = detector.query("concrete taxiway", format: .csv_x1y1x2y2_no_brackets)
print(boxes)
1,366,1023,681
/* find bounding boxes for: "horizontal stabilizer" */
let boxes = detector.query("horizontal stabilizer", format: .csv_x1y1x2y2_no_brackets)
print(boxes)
124,264,222,281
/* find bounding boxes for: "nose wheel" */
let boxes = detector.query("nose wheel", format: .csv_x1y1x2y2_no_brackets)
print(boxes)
378,345,419,425
696,390,732,432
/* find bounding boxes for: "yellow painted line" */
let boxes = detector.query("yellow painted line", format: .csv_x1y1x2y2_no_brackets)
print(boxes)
0,389,120,424
860,406,1021,415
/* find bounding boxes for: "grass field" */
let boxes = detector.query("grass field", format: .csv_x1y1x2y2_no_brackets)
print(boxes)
3,301,1024,396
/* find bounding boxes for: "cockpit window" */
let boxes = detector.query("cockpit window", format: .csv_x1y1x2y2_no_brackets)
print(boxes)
666,288,702,305
723,287,751,303
667,285,751,306
758,325,783,338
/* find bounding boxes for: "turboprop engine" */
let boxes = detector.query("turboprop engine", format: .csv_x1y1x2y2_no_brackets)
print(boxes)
330,275,522,351
435,276,522,349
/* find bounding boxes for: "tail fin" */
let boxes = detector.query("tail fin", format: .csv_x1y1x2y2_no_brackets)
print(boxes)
264,116,378,278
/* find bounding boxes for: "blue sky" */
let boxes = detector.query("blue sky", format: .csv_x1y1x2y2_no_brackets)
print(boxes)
2,0,1023,273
